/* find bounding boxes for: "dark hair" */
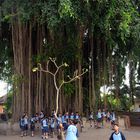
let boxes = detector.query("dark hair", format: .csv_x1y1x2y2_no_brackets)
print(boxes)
113,122,119,127
69,119,78,125
22,115,25,119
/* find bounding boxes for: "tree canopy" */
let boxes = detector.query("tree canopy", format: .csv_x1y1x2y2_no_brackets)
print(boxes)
0,0,140,120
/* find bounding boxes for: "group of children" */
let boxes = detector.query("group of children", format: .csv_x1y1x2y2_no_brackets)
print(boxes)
89,109,116,128
19,111,81,139
19,109,126,140
88,109,126,140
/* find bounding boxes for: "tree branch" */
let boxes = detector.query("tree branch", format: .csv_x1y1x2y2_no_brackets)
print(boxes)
33,59,88,117
49,57,58,69
54,63,65,75
38,63,54,76
58,70,88,90
64,70,87,84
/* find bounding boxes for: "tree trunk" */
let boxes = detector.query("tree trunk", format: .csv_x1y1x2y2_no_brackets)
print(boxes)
129,60,135,105
77,26,84,114
89,31,96,111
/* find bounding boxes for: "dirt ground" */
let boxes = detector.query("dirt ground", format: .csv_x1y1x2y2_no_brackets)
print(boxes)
0,123,140,140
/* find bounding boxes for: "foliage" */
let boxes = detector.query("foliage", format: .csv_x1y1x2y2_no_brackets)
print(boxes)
4,89,13,114
106,94,129,111
64,83,75,96
0,22,13,82
103,85,132,111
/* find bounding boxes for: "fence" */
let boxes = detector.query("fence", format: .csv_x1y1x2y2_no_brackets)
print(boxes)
117,112,140,126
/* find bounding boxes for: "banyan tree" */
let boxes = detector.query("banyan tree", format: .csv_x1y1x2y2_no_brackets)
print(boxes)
0,0,140,121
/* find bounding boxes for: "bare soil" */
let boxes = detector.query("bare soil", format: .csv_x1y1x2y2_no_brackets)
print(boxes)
0,123,140,140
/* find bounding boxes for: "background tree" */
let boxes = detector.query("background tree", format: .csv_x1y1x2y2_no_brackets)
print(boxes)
0,0,140,121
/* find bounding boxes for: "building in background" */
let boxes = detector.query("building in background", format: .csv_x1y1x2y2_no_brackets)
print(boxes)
134,98,140,112
0,95,7,114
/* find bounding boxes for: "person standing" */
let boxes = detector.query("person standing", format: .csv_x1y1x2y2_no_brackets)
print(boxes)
30,115,35,137
50,116,55,138
89,111,94,127
110,110,116,129
102,109,106,127
96,109,102,128
62,113,68,131
57,113,63,134
19,115,25,137
41,116,49,139
70,112,74,120
39,111,45,121
66,120,78,140
24,113,29,136
111,110,116,123
35,113,40,129
109,122,126,140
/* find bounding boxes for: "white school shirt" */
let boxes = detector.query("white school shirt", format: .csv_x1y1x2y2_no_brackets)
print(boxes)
102,112,106,117
42,119,47,127
40,113,44,119
89,114,93,119
112,113,116,121
70,115,74,120
24,118,28,125
66,125,78,140
97,112,102,119
57,117,62,124
75,115,79,119
62,115,66,123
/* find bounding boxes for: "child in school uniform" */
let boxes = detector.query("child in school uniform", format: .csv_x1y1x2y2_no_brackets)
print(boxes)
41,116,49,139
24,114,29,136
50,116,55,138
109,122,126,140
62,113,69,131
96,109,102,128
19,115,25,137
30,115,35,137
57,113,63,134
89,111,94,127
66,119,79,140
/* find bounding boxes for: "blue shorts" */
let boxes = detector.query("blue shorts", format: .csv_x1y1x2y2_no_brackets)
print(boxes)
63,123,68,130
97,118,102,122
20,125,24,131
24,124,28,130
43,126,49,133
30,124,35,131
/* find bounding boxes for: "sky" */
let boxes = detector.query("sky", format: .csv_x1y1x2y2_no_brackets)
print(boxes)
124,64,129,86
0,81,8,97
